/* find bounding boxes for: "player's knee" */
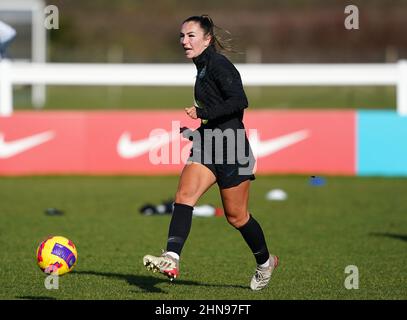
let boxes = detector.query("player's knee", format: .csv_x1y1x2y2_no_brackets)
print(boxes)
225,210,249,228
175,189,198,206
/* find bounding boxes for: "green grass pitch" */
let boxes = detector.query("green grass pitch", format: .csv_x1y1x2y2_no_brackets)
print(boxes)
0,175,406,300
14,86,396,111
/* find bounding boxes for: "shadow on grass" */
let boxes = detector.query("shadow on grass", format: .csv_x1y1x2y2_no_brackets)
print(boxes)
16,296,57,300
370,232,407,243
73,270,247,294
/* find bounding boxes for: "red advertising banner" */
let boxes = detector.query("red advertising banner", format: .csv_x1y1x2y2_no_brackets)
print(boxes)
0,110,355,175
244,110,355,175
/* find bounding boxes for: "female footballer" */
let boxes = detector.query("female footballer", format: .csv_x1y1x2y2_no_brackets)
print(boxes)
143,15,278,291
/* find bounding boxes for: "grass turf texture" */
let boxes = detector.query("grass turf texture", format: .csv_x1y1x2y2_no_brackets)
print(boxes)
0,176,406,300
14,86,396,110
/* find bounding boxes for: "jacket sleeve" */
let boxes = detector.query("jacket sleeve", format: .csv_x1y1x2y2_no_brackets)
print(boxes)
195,58,248,121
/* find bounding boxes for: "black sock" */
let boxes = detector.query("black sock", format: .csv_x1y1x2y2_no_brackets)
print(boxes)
237,214,270,265
166,203,193,256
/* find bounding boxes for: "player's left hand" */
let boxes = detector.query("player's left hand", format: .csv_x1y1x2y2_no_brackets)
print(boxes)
185,106,198,119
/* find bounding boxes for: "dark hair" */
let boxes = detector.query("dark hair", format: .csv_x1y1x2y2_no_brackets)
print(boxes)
182,15,234,53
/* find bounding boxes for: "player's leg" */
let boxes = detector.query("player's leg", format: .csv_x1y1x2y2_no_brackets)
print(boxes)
220,180,278,290
143,162,216,280
166,162,216,255
174,162,217,206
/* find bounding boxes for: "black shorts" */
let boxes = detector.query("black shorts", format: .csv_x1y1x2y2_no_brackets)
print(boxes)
199,162,256,189
187,128,256,189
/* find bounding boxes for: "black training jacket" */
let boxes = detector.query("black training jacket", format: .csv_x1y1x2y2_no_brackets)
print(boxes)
193,45,249,131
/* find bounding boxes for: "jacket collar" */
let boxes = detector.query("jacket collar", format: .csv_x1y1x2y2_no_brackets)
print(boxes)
193,45,215,68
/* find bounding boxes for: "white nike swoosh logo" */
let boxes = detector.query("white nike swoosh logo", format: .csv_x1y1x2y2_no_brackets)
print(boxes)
0,131,55,159
117,130,179,159
249,129,310,158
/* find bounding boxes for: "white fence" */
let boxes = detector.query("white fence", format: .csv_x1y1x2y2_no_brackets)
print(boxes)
1,60,407,116
0,0,48,108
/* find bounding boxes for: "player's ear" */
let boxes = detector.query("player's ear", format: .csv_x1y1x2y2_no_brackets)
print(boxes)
204,34,212,47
